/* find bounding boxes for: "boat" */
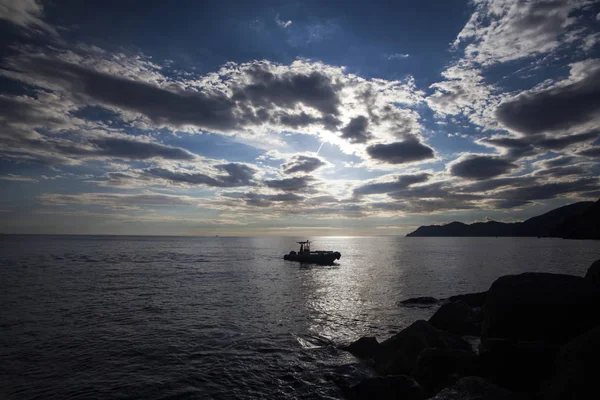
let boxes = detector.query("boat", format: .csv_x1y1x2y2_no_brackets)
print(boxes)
283,240,341,265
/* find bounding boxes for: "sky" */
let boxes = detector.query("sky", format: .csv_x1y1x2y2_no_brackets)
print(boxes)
1,0,600,236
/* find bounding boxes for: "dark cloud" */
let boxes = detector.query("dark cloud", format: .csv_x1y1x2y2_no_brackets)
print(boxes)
282,155,325,174
143,163,256,187
264,176,314,192
341,116,371,143
88,137,196,161
537,130,600,150
450,155,517,180
366,137,434,164
353,173,430,196
494,178,599,201
231,66,341,115
578,146,600,158
481,131,599,160
534,165,589,178
462,176,538,192
278,112,340,130
370,199,477,213
488,199,533,209
388,181,483,201
18,57,240,131
0,97,197,163
480,136,536,158
496,68,600,135
224,191,304,207
541,156,576,168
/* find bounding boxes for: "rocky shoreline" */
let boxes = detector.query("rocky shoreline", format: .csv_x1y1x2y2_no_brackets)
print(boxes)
340,259,600,399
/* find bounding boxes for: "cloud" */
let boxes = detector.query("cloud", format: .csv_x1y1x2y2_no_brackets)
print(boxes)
449,154,517,180
275,14,292,29
0,95,197,163
0,0,57,35
40,192,201,209
340,116,371,143
496,63,600,135
87,137,196,161
388,53,410,60
453,0,594,65
0,174,39,182
2,50,430,166
142,164,257,188
479,130,600,159
11,57,239,132
264,176,315,192
494,178,599,201
353,173,430,196
281,155,326,174
366,137,434,164
578,146,600,157
534,165,590,178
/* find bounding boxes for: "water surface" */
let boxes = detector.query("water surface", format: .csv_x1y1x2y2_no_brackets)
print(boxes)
1,235,599,399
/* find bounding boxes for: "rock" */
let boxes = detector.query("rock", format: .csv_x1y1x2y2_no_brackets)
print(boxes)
585,259,600,286
375,320,471,376
430,301,481,336
429,376,526,400
399,296,440,306
479,338,559,393
412,348,481,396
543,325,600,400
345,337,380,360
449,291,487,308
482,272,600,344
344,375,425,400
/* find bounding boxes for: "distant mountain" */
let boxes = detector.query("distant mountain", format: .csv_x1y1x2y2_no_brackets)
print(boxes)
406,201,598,239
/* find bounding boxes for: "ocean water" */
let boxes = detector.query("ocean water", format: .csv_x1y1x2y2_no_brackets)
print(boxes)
1,235,599,399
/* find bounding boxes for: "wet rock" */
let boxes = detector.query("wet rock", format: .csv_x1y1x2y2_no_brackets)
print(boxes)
429,376,526,400
543,325,600,400
344,337,380,360
483,273,600,344
479,338,559,393
344,375,425,400
585,259,600,286
412,348,481,396
399,296,440,306
449,291,487,308
375,320,471,376
430,301,481,336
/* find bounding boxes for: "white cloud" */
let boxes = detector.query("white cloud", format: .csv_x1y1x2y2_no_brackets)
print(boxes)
0,0,57,35
275,14,292,28
388,53,410,60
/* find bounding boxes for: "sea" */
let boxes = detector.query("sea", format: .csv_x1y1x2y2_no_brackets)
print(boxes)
1,235,599,399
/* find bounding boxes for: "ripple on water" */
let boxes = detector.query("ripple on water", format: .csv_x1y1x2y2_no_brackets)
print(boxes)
2,235,599,399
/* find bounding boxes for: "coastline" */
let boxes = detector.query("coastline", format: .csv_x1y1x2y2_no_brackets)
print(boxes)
340,259,600,399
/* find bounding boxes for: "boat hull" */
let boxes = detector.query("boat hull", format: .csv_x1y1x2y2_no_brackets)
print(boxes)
283,252,341,265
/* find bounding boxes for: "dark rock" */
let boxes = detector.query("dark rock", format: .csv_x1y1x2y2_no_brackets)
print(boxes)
483,272,600,344
375,320,471,376
345,337,380,360
430,301,481,336
399,296,440,306
479,338,559,393
343,374,425,400
585,259,600,286
429,376,527,400
543,325,600,400
449,291,487,308
412,348,481,396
